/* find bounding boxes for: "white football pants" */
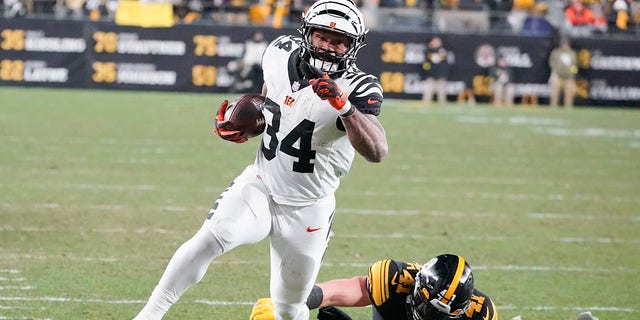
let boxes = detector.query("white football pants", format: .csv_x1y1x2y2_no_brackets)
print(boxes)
134,165,335,320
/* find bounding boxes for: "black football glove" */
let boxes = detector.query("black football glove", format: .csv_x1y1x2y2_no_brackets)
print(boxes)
213,99,248,143
317,307,353,320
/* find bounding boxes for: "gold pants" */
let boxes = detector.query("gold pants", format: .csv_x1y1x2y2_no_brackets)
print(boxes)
549,73,576,108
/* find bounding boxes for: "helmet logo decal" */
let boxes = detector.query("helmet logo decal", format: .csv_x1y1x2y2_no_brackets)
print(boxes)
298,0,368,74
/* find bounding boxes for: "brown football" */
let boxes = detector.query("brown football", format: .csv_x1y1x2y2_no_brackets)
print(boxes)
223,93,266,138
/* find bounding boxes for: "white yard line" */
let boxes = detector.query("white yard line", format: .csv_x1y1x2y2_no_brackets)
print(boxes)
3,203,637,220
2,225,638,245
0,317,52,320
2,179,639,203
0,296,635,313
499,304,636,313
339,208,639,221
0,254,117,263
0,278,26,282
320,262,635,274
0,286,34,290
339,190,640,203
0,252,634,274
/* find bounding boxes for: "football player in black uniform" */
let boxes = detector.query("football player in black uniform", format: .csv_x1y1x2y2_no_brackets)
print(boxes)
250,253,498,320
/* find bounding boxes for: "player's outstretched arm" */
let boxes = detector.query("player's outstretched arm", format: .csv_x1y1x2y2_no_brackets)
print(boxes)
311,276,371,308
309,74,388,162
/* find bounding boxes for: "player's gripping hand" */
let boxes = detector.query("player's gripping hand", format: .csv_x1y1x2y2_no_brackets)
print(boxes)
309,73,352,116
249,298,275,320
213,100,248,143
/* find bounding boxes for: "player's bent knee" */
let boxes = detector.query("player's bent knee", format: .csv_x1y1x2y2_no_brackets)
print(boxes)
188,226,225,258
210,217,242,247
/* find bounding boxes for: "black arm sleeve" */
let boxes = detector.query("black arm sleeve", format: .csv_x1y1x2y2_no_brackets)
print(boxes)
306,285,324,309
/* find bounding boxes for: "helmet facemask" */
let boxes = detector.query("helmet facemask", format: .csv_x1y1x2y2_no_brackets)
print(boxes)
299,0,367,75
305,33,350,73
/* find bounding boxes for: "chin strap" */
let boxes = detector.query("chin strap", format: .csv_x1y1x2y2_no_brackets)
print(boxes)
300,59,324,80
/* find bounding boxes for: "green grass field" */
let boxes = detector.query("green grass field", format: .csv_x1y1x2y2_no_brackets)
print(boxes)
0,86,638,320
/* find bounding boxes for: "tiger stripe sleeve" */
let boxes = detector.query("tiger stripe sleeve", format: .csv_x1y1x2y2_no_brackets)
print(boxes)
368,259,392,306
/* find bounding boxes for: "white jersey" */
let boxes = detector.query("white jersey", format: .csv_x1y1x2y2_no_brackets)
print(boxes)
255,35,383,205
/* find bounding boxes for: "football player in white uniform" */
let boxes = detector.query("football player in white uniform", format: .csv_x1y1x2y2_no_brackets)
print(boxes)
132,0,388,319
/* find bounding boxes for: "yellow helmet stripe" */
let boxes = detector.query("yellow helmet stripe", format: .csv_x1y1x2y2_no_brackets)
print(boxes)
440,256,466,303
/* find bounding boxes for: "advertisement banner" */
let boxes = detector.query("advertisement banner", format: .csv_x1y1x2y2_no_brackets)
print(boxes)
1,18,638,107
571,37,640,106
0,19,87,88
360,32,554,102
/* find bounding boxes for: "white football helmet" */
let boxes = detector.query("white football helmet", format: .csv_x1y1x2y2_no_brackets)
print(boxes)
299,0,368,74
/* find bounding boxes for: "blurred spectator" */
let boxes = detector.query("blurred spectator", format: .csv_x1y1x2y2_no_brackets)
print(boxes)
85,0,102,20
4,0,27,17
457,0,485,10
359,0,379,29
545,0,567,28
206,0,223,22
548,37,578,108
507,0,535,32
633,0,640,29
30,0,57,15
226,0,249,24
521,2,556,36
485,0,514,29
440,0,459,10
174,0,203,23
486,0,513,12
288,0,315,25
489,55,514,107
565,0,594,25
208,0,249,24
247,1,272,24
421,36,449,105
608,0,631,31
591,2,609,33
55,0,85,19
563,0,603,35
232,30,268,93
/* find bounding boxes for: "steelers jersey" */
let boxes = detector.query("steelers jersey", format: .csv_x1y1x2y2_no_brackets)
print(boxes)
255,35,383,205
367,259,498,320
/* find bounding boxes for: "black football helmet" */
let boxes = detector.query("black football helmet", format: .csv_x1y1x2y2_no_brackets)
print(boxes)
407,254,474,320
298,0,367,75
